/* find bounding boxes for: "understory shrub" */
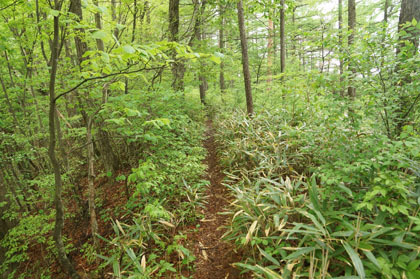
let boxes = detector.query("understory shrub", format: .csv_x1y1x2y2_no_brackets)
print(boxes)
216,109,420,279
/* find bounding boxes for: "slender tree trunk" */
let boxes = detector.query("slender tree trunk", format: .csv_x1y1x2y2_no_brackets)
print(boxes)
384,0,389,24
280,0,286,82
198,1,207,105
292,7,297,58
347,0,356,99
267,16,274,87
111,0,119,38
69,0,88,65
48,6,80,278
219,2,226,94
338,0,344,95
320,21,325,73
124,0,137,95
169,0,185,91
87,117,98,248
92,0,120,174
237,0,253,115
55,108,69,171
93,0,105,51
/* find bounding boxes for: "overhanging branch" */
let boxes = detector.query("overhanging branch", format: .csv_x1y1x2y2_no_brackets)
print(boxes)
54,61,160,102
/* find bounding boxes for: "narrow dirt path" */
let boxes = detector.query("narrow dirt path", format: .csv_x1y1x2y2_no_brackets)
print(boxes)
191,119,245,279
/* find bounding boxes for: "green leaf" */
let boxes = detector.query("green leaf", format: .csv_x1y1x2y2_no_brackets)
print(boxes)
342,241,365,279
49,9,60,17
214,51,225,58
97,5,107,13
209,55,221,64
123,45,136,54
258,246,280,266
362,250,380,270
92,30,107,40
283,247,316,261
338,183,353,197
116,23,125,30
408,260,420,271
234,262,260,272
112,260,121,277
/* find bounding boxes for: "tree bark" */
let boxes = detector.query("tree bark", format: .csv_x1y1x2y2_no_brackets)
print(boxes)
111,0,119,38
93,0,105,51
267,16,274,87
87,117,98,249
397,0,420,55
48,6,80,278
338,0,344,95
394,0,420,135
237,0,253,115
219,2,226,94
198,0,207,105
69,0,88,65
347,0,356,99
169,0,185,91
280,0,286,82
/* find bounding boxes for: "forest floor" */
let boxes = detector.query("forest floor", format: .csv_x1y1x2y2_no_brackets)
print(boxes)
186,119,247,279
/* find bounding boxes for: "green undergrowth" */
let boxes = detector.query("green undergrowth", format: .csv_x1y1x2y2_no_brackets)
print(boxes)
213,95,420,278
95,89,209,278
0,89,209,278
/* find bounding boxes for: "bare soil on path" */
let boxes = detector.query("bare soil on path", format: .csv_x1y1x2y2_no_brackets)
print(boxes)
190,119,247,279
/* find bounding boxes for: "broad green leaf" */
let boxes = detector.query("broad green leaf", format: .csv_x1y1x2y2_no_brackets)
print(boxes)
92,30,107,40
408,260,420,271
49,9,60,17
342,241,365,279
209,55,221,64
123,45,136,54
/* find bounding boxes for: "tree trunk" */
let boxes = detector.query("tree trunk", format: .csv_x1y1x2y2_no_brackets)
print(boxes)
48,7,80,279
69,0,88,65
280,0,286,82
93,0,105,52
198,1,207,105
92,0,119,174
347,0,356,99
397,0,420,56
267,16,274,87
384,0,389,23
111,0,119,38
338,0,344,95
169,0,185,91
394,0,420,135
237,0,253,116
124,0,138,95
87,117,98,248
219,2,226,94
320,21,325,73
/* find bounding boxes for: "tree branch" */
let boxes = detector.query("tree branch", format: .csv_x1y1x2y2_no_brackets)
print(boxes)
54,62,160,102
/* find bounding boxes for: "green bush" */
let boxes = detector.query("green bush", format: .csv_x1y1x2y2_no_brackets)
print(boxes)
215,108,420,279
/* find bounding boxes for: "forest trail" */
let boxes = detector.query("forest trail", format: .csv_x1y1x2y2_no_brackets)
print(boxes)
190,119,245,279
